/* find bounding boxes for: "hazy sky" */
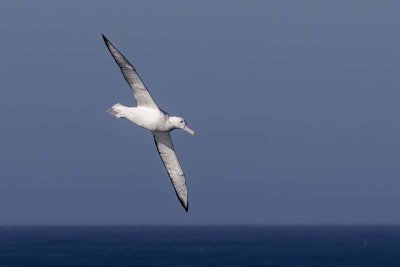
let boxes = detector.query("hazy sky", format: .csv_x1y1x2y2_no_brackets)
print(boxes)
0,1,399,224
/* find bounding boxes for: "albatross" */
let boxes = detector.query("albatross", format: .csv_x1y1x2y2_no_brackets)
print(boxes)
102,34,195,211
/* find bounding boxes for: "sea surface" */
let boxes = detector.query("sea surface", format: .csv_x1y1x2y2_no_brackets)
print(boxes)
0,226,399,266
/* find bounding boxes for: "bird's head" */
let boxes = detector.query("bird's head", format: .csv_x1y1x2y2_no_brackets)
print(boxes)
169,116,196,135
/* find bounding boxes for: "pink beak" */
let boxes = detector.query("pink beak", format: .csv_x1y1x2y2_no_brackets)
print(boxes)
183,125,196,135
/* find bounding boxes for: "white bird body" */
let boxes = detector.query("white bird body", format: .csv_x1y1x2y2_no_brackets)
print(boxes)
102,34,195,211
109,104,170,132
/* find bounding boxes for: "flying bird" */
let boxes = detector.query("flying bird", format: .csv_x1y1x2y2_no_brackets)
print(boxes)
102,34,195,211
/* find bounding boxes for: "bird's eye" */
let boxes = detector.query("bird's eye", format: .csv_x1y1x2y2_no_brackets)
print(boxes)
181,120,184,123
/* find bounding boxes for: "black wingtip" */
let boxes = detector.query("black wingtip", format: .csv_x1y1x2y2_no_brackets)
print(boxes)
102,34,109,43
178,196,189,212
183,201,189,212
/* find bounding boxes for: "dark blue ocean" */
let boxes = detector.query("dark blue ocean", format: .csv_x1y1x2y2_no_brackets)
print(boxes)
0,226,399,267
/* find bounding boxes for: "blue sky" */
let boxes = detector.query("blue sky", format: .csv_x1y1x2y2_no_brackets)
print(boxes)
0,1,399,224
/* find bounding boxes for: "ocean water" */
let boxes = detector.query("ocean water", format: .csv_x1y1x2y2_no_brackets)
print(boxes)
0,226,399,267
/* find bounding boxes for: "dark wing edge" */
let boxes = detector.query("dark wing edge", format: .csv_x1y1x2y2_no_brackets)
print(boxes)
102,34,158,108
152,131,189,212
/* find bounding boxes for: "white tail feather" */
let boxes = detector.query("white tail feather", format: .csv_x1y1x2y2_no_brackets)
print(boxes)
107,103,125,118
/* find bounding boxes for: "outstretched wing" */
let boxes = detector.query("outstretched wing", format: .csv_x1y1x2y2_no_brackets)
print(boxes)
102,34,159,109
153,131,189,211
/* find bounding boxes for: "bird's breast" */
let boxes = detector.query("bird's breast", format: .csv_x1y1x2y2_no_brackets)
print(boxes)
126,107,168,131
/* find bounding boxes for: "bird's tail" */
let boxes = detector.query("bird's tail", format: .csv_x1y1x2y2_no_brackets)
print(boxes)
106,103,125,118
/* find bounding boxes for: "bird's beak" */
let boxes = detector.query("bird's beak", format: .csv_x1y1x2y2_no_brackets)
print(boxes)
183,125,196,135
